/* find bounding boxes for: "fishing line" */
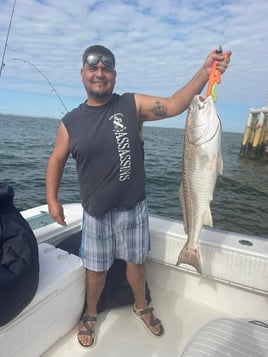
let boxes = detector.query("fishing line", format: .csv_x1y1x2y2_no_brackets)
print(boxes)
13,58,68,114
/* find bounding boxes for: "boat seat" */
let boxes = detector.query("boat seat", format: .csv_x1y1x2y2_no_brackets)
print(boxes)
0,243,85,357
180,317,268,357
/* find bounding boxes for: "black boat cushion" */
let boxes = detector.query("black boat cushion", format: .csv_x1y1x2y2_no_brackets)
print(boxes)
0,183,39,326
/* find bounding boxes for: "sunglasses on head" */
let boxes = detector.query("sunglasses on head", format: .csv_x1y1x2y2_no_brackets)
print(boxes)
86,54,114,68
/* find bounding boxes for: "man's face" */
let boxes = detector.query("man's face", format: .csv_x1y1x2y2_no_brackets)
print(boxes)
81,53,116,102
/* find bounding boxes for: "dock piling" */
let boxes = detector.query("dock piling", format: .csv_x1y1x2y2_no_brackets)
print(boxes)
240,106,268,160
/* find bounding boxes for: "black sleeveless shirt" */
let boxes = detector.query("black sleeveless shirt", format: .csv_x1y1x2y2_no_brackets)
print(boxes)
62,93,146,217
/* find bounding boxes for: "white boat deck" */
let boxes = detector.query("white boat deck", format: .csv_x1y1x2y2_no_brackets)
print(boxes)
41,275,227,357
41,258,268,357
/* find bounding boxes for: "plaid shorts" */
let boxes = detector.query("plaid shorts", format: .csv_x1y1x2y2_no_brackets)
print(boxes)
80,200,150,272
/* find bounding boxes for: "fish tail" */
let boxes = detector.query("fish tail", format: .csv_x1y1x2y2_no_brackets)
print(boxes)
176,245,202,274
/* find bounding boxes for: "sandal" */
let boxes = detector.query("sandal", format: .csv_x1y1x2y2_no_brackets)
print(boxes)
132,304,164,337
77,314,97,348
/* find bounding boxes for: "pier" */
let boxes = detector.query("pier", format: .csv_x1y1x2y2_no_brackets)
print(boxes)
240,105,268,160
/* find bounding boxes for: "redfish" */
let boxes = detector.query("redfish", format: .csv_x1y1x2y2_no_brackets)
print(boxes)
176,95,223,274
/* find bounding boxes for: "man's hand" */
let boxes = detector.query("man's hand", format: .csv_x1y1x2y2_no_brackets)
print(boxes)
204,48,232,77
48,200,66,226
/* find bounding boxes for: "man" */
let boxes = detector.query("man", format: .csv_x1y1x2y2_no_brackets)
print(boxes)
46,44,231,348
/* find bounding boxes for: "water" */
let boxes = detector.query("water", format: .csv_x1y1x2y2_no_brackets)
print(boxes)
1,114,267,238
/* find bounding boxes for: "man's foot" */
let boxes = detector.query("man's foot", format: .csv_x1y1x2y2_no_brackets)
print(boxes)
133,304,164,337
77,315,97,348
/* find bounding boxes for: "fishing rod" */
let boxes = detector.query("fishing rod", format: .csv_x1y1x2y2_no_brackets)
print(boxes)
13,58,69,114
0,0,16,78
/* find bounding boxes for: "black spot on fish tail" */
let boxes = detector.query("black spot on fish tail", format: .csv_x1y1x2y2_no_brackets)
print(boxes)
176,245,202,274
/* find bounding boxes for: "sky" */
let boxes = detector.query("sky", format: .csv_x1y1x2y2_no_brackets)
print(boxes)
0,0,267,133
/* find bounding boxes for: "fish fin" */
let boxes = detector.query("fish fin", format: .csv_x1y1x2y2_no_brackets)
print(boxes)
179,184,188,234
176,244,202,274
203,208,213,227
218,153,223,175
211,152,223,175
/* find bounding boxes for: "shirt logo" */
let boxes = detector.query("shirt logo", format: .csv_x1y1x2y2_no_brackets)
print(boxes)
109,113,131,181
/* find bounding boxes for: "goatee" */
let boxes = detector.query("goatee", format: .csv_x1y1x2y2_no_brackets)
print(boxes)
87,89,110,100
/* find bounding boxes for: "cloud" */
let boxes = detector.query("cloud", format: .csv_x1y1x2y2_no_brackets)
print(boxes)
0,0,267,131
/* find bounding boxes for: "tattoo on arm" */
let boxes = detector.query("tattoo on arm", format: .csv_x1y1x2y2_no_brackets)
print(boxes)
151,100,168,118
